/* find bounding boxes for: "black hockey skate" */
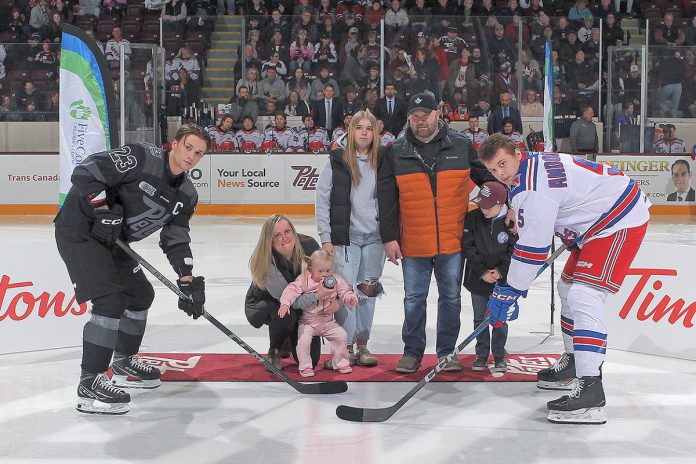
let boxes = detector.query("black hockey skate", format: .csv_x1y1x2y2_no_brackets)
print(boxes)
110,354,162,389
537,352,576,390
77,373,131,415
547,376,607,424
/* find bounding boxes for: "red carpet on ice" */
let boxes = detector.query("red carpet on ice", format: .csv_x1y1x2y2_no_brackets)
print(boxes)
138,353,559,382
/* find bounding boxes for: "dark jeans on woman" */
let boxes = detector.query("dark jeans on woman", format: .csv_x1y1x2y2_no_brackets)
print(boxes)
269,307,320,368
471,292,508,359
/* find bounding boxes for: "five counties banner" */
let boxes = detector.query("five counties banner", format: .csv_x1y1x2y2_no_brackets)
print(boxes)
58,24,119,206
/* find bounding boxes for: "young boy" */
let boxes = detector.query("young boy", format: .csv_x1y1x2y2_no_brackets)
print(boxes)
477,134,650,424
462,181,517,372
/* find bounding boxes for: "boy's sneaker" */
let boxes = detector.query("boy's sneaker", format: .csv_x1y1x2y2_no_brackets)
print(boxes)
537,352,576,390
395,355,421,374
355,347,378,367
439,355,463,372
472,356,488,371
493,357,508,372
338,366,352,374
299,368,315,377
110,354,161,389
77,372,131,415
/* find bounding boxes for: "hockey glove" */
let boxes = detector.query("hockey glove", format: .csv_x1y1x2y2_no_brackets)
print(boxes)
177,276,205,319
91,204,123,247
486,283,527,328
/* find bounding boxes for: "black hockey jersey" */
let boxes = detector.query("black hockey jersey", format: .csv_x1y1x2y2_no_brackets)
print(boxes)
54,143,198,277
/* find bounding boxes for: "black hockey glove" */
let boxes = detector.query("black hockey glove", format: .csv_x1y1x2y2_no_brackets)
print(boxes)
91,204,123,247
177,276,205,319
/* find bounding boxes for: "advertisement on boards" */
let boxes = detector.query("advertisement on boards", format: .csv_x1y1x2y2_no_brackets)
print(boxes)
606,242,696,361
596,155,696,205
0,154,60,204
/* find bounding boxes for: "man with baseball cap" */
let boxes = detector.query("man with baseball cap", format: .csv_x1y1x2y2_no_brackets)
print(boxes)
463,181,517,372
378,92,493,374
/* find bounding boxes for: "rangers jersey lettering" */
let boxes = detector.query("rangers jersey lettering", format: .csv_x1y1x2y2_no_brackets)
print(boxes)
507,152,651,292
296,126,330,152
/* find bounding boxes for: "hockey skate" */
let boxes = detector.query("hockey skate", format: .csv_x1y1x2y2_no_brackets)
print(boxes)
537,352,576,390
110,354,162,389
77,373,131,415
547,376,607,424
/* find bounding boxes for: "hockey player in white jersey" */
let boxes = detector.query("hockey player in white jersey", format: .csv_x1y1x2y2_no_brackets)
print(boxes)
296,114,330,152
478,134,651,425
499,117,526,150
331,113,353,148
236,116,264,153
206,114,238,151
376,118,396,147
262,112,300,152
463,115,489,151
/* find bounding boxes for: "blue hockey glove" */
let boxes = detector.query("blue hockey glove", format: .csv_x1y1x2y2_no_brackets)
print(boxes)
486,283,527,328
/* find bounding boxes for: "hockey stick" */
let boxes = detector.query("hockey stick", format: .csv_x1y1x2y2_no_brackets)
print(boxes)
336,243,569,422
115,239,348,395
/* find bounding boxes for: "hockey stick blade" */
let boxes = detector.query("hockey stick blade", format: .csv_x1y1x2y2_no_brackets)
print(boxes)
115,240,347,395
335,243,570,422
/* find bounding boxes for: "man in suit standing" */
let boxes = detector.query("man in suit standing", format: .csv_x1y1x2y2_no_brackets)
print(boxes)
312,83,343,136
487,92,522,135
667,159,696,202
374,82,407,136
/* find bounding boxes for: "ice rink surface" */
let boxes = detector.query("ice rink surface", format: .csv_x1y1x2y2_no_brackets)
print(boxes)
1,215,696,464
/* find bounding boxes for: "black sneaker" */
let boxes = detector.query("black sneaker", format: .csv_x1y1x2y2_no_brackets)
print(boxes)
77,373,131,415
547,376,607,424
110,354,162,389
493,357,508,372
537,353,576,390
472,356,488,371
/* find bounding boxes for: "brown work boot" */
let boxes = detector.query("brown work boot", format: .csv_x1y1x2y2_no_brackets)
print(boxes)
355,346,378,367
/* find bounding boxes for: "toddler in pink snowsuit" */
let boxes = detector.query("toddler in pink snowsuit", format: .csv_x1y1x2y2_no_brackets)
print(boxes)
279,250,358,377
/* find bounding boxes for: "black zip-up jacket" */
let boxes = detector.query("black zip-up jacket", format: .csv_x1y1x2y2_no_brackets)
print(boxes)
461,208,518,296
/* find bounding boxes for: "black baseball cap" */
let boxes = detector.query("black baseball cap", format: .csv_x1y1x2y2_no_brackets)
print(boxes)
407,92,438,115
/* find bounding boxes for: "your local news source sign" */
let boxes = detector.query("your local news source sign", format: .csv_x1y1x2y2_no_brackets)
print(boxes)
606,242,696,361
595,155,696,205
201,153,327,204
0,240,88,354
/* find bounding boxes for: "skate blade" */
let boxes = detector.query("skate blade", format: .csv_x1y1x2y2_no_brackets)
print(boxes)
110,374,161,389
537,378,576,391
76,398,131,415
547,407,607,424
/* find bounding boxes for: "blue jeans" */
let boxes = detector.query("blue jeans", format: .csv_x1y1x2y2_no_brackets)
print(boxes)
402,252,463,358
658,83,682,117
471,293,508,359
334,232,386,345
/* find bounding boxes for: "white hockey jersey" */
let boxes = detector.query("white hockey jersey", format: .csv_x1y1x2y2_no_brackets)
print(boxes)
236,128,264,152
331,126,348,143
296,126,330,152
463,128,489,147
206,125,238,151
507,152,651,292
380,130,396,147
263,127,300,151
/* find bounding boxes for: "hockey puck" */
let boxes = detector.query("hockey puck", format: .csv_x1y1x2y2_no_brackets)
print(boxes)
322,275,337,289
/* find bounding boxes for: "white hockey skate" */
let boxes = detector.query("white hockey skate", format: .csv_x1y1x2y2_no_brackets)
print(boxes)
546,376,607,425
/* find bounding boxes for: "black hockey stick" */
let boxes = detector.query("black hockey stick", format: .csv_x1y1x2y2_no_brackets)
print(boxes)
336,243,569,422
115,239,348,395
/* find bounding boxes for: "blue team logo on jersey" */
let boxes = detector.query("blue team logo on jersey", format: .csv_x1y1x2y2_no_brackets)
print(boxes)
497,232,509,244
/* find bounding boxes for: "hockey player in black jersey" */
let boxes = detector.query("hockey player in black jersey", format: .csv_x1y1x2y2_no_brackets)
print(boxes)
54,124,211,415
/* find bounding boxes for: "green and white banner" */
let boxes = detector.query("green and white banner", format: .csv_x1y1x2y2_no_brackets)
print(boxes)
58,24,118,205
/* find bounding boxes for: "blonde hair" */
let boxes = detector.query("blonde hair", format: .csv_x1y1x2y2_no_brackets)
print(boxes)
249,214,305,288
343,109,381,186
307,249,334,272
